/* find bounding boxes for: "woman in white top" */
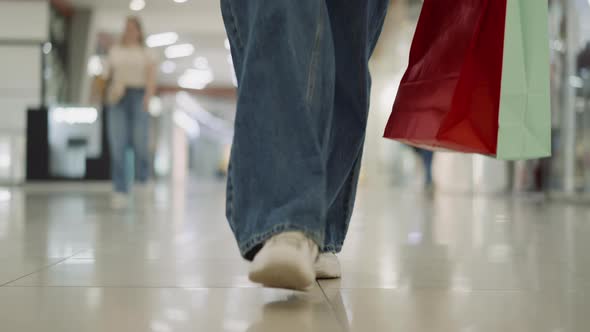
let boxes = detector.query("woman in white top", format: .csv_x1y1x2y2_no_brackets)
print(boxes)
105,16,156,205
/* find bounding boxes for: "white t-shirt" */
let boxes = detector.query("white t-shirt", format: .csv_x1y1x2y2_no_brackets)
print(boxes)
107,44,156,88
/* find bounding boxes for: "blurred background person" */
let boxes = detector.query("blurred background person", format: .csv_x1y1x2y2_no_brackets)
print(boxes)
104,16,157,207
412,147,434,192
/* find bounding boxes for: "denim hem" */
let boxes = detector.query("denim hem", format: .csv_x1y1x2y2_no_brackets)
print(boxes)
112,181,129,194
238,223,324,261
319,244,342,254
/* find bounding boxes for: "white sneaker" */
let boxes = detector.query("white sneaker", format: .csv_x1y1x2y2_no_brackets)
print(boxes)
111,192,129,209
249,232,319,290
315,253,342,279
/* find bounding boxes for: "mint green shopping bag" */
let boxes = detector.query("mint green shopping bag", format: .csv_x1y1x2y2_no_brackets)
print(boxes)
497,0,551,159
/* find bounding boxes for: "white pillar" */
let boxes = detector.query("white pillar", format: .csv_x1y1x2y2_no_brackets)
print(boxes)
563,0,578,193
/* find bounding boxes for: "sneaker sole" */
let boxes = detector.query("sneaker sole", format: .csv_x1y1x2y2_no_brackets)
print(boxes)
315,271,341,280
249,261,314,291
249,249,315,291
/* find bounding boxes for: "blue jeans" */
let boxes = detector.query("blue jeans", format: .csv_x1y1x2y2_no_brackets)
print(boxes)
413,147,434,186
222,0,389,260
107,88,151,193
420,150,434,186
421,150,434,187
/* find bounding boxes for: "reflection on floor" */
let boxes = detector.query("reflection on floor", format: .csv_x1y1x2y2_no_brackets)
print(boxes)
0,181,588,331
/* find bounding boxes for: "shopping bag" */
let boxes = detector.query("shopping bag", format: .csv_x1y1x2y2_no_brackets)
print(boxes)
383,0,551,160
496,0,551,159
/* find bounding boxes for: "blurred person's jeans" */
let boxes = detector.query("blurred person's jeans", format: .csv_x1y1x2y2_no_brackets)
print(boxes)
221,0,389,260
422,150,434,186
414,148,434,186
107,88,151,193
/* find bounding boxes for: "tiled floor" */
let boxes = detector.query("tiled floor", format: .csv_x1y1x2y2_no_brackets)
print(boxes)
0,181,589,331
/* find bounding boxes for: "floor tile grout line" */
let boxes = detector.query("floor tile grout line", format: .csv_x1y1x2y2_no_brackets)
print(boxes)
317,281,350,331
2,285,267,289
317,287,580,293
0,249,88,288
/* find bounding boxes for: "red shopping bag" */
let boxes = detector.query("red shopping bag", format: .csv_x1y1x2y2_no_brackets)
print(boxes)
384,0,507,155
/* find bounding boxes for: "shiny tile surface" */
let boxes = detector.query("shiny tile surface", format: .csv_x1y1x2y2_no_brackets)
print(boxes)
0,287,341,332
323,288,589,332
0,181,589,331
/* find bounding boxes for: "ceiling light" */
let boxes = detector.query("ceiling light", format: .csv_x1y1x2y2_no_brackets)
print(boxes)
146,32,179,48
174,0,189,3
161,61,176,75
161,60,176,74
165,44,194,59
178,68,214,90
193,56,209,70
129,0,145,11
